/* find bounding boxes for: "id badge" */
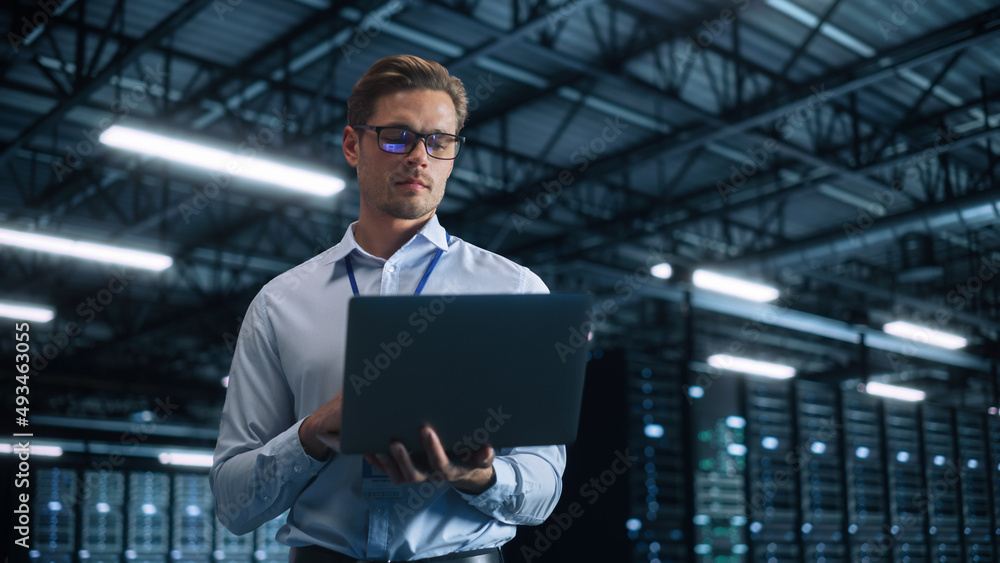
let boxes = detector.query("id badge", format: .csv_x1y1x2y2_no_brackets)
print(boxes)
361,459,402,500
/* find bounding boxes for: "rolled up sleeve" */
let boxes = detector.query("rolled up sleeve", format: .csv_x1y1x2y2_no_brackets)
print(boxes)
456,445,565,525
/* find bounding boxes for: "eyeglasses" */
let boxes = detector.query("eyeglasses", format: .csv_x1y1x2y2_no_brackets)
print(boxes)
353,125,465,160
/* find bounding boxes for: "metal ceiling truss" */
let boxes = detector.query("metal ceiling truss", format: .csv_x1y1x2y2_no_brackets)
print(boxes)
478,6,1000,261
0,0,218,169
422,2,1000,368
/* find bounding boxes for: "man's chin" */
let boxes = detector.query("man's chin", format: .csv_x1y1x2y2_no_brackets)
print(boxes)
380,203,437,221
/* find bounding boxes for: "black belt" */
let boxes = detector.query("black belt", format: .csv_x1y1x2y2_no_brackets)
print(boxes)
289,545,503,563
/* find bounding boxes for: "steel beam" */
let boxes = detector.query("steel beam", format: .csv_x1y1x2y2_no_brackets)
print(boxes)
0,0,216,169
720,186,1000,272
627,5,1000,160
443,0,605,73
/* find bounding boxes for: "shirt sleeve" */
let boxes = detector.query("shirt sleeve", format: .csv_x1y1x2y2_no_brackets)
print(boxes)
455,266,564,524
456,445,566,525
209,291,330,535
521,268,550,295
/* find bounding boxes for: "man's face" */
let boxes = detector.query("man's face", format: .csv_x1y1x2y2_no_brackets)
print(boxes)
343,89,457,222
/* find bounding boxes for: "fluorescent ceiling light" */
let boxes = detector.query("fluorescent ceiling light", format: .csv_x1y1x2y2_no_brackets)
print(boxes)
865,381,926,402
100,126,345,197
0,300,55,323
883,320,967,349
693,270,780,302
381,22,465,58
708,354,796,379
767,0,875,57
953,108,1000,134
767,0,818,26
706,142,754,163
816,184,886,217
158,451,214,468
22,0,76,47
557,87,672,134
32,445,64,457
0,228,172,271
0,443,63,457
818,24,875,58
477,56,549,89
898,69,964,107
650,262,673,279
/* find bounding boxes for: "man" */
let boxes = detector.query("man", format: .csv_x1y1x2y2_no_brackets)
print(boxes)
210,55,565,562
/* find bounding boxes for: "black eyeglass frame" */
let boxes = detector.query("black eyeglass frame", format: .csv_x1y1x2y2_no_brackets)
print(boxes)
352,125,465,160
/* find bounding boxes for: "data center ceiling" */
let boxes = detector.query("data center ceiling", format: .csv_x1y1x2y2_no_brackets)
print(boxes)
2,0,999,436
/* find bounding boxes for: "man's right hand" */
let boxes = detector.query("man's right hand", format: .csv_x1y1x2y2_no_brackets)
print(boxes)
298,391,343,460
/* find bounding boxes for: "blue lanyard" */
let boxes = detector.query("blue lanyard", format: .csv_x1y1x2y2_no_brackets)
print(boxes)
344,232,450,296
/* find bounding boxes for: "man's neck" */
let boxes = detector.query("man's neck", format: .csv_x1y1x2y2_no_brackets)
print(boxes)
354,213,434,260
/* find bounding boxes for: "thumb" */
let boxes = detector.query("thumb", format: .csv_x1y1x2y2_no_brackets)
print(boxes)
470,444,494,468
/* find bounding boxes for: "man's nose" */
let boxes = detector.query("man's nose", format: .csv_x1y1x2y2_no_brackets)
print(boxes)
406,138,431,167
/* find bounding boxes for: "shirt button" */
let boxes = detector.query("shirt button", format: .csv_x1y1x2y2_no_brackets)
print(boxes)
293,464,302,473
262,496,271,503
385,264,395,273
374,506,384,515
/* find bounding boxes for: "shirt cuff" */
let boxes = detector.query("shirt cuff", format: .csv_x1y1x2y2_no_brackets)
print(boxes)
456,456,515,508
284,418,336,472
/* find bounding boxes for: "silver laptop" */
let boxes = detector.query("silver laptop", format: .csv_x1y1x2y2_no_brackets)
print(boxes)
340,294,592,455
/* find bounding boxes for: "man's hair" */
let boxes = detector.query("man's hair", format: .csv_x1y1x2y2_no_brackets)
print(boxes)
347,54,469,133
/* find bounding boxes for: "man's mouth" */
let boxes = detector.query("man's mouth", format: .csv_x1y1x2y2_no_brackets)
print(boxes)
396,178,428,190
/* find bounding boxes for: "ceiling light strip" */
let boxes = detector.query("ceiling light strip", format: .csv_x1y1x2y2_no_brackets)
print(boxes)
708,354,796,379
0,301,55,323
693,269,780,302
100,126,345,197
865,381,926,402
0,228,173,271
883,320,967,350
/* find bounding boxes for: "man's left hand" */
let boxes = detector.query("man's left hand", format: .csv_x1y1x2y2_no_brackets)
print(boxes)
364,425,496,495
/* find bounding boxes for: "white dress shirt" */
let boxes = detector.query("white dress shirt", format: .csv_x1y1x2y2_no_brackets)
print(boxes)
210,214,565,560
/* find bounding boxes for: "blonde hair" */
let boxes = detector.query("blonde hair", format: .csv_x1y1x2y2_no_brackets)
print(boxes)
347,54,468,132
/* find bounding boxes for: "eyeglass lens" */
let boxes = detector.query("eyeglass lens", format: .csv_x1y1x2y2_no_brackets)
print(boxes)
378,128,460,159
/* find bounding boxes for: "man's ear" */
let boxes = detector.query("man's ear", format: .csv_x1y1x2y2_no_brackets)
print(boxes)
343,126,359,167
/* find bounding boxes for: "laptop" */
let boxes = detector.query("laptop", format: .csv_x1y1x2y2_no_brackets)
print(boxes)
339,293,593,455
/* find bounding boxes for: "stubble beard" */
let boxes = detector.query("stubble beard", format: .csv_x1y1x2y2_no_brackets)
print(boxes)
361,176,441,221
374,191,437,220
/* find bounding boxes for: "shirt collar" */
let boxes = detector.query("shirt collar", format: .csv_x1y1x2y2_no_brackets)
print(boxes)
418,214,450,252
324,214,449,265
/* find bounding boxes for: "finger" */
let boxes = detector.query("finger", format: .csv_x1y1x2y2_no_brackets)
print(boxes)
377,452,405,484
470,444,495,469
420,426,452,477
329,393,344,433
389,441,426,483
363,454,385,473
476,444,496,467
